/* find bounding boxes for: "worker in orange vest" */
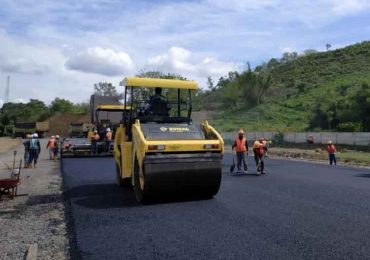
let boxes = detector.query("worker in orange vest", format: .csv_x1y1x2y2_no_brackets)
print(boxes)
327,140,337,165
90,130,100,154
46,136,56,160
253,138,265,174
232,129,248,173
105,128,113,152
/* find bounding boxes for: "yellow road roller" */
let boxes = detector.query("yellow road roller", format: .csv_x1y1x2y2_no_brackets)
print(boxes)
114,77,224,202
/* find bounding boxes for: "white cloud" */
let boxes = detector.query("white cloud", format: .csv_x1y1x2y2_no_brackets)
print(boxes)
0,0,370,103
146,47,242,85
331,0,370,16
0,30,50,74
65,47,135,76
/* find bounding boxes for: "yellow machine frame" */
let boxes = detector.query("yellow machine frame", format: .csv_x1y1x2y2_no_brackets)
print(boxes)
114,77,224,200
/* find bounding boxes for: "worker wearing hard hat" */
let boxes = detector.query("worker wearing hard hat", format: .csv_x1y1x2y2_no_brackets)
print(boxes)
232,129,249,173
90,130,100,154
27,133,41,168
46,136,56,160
23,134,32,168
253,138,265,174
105,128,112,152
53,135,60,160
327,140,337,165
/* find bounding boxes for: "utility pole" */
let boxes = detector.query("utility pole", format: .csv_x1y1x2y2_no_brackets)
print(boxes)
4,75,10,103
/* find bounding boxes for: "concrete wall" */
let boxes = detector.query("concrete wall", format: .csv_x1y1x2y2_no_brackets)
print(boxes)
221,132,370,146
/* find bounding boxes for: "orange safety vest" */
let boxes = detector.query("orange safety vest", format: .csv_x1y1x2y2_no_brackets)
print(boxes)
106,131,112,140
253,140,261,149
48,139,55,149
327,144,336,154
253,141,264,156
235,137,247,152
92,133,100,141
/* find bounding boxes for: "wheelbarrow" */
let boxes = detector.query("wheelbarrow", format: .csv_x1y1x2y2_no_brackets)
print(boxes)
0,158,22,199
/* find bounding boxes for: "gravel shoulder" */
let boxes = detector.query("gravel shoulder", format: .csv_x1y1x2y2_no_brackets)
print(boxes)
0,137,20,154
0,139,69,260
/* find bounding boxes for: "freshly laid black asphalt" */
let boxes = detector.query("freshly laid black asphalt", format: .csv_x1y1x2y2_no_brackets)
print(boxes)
62,154,370,259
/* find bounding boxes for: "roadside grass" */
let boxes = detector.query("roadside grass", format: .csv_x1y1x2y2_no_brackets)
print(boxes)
337,151,370,164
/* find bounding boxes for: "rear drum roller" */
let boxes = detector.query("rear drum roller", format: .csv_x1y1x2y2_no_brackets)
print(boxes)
116,163,131,187
133,160,149,202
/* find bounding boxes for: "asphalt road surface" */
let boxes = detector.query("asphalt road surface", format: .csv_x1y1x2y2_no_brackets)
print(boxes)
62,154,370,260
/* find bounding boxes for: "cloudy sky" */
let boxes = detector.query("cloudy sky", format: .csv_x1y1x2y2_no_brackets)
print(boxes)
0,0,369,105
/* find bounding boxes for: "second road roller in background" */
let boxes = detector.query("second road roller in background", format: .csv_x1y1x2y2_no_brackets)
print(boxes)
114,77,224,202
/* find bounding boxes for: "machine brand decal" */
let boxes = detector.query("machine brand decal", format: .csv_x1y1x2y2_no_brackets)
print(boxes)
160,127,168,132
168,127,190,132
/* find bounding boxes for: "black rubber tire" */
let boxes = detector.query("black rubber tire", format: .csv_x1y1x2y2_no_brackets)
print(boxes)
133,160,148,203
116,163,125,187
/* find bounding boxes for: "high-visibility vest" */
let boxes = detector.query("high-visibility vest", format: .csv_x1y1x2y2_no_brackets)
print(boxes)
253,141,264,156
235,137,247,152
106,131,112,140
327,144,336,153
253,140,261,149
48,139,55,149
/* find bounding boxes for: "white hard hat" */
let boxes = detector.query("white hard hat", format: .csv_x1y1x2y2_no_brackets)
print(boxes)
51,135,55,139
55,135,60,139
106,128,111,132
33,133,38,138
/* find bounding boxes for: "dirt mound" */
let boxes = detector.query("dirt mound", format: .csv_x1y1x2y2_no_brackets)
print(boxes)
46,113,90,137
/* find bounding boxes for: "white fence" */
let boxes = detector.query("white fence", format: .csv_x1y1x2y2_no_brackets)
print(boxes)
221,132,370,146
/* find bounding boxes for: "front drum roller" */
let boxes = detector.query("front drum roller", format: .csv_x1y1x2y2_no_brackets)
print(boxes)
134,153,222,202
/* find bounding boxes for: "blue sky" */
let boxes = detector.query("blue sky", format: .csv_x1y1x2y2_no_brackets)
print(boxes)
0,0,370,104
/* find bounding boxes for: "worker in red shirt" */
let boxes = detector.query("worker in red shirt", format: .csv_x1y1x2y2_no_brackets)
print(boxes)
327,140,337,165
46,136,56,160
253,139,266,174
232,129,248,173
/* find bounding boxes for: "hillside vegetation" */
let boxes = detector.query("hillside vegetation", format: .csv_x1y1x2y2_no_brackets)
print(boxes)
200,41,370,132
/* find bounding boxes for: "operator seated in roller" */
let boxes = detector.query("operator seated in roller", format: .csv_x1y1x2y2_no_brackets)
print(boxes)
145,87,170,116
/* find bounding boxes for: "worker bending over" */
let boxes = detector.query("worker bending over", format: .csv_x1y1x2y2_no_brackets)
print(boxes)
253,139,266,174
232,129,248,173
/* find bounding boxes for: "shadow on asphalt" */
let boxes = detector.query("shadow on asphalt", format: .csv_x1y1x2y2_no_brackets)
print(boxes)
65,183,215,208
353,173,370,178
65,184,138,209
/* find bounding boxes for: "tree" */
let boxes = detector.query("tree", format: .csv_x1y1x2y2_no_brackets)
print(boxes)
207,76,215,91
303,49,318,56
50,98,74,113
326,43,331,51
256,73,272,106
94,82,121,97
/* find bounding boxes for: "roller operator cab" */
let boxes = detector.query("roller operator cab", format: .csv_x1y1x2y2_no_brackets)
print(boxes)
114,77,224,202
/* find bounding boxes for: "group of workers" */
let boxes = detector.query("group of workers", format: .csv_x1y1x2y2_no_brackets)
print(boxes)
46,135,60,160
231,129,339,173
89,127,112,154
23,134,61,168
232,129,270,174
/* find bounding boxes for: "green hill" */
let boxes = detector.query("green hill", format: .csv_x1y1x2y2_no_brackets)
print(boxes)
202,41,370,132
